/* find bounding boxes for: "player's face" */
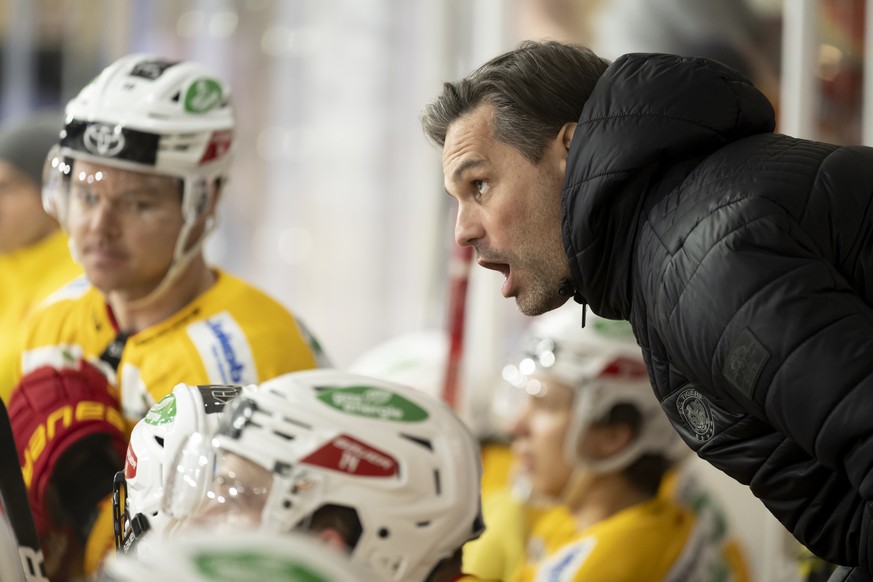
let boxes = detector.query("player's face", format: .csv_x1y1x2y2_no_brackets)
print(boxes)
66,160,185,299
183,450,273,533
0,161,57,253
442,103,571,316
510,377,574,498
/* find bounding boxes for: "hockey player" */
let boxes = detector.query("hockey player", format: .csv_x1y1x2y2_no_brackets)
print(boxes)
160,369,484,582
471,305,749,581
0,111,81,401
8,54,328,581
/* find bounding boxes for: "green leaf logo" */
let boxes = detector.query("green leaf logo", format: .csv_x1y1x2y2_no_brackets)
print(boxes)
195,551,327,582
184,78,223,113
144,394,177,426
317,385,428,422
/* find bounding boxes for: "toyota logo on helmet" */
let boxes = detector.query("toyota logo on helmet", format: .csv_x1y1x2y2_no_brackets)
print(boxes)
84,123,126,157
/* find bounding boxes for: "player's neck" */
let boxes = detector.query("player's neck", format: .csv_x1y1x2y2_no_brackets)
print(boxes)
109,257,216,332
569,473,651,531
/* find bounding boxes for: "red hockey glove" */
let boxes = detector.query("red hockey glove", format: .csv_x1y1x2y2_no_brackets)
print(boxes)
9,361,126,537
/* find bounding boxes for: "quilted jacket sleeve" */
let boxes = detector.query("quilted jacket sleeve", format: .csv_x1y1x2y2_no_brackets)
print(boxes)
656,146,873,569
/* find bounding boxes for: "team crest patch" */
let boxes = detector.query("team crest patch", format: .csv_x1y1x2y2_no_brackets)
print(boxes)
676,389,714,442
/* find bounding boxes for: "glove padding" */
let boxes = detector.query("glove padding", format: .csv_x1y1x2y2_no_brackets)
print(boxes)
9,361,126,540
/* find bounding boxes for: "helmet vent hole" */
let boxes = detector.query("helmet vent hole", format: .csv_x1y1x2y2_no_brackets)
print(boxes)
433,469,441,495
283,500,292,509
378,527,389,538
281,416,312,430
400,433,432,451
273,430,295,441
416,521,430,528
171,91,180,102
154,436,164,448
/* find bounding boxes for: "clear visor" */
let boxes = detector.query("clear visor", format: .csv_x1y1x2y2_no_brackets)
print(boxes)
42,144,195,227
494,337,567,429
163,433,274,534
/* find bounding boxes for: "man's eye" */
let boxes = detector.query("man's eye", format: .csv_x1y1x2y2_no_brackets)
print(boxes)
472,180,488,199
74,188,98,206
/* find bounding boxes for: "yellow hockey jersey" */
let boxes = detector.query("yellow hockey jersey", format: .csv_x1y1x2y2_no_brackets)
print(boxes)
514,497,694,582
468,467,753,582
14,269,326,427
0,230,81,402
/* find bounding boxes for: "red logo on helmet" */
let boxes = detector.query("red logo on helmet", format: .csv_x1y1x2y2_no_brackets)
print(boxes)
601,356,648,379
300,434,398,477
124,444,138,479
200,129,233,164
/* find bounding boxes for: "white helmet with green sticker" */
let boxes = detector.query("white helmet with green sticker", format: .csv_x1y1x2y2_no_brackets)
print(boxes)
99,530,378,582
42,54,234,305
44,54,234,224
116,382,253,556
162,369,484,582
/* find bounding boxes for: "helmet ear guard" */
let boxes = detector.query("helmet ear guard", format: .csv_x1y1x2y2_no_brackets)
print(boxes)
181,176,213,222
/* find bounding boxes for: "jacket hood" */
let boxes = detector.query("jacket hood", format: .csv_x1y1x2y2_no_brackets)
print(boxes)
563,53,775,319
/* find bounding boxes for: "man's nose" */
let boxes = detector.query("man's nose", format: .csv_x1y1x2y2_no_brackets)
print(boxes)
454,204,482,247
89,200,120,235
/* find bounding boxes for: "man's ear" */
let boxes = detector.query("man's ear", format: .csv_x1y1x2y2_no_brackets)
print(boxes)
316,528,349,552
554,122,577,174
579,423,634,460
559,122,576,151
598,423,634,458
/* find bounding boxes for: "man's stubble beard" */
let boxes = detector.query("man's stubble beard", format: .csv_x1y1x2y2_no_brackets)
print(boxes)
513,178,569,317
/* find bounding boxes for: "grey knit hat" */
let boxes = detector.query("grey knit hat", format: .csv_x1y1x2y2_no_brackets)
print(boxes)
0,110,63,188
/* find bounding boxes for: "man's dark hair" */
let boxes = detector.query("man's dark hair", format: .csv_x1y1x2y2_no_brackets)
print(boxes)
306,504,363,549
420,40,610,163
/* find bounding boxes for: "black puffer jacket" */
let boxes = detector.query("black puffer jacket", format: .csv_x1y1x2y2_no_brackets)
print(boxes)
564,53,873,571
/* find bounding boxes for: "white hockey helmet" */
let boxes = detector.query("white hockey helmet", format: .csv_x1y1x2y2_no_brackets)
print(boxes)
163,369,484,582
42,54,233,303
99,530,379,582
114,383,252,555
502,304,682,473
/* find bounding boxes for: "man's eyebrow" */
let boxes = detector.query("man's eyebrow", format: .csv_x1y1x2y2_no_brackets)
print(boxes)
450,158,487,182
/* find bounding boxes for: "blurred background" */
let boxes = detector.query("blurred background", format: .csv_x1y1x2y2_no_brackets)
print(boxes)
0,1,867,580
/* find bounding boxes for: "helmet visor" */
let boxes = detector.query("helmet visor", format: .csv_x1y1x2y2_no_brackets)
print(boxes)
164,436,273,533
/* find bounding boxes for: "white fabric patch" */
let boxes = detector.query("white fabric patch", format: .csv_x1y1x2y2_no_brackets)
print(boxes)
535,536,597,582
187,312,258,386
120,363,152,421
38,276,91,308
21,344,84,375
